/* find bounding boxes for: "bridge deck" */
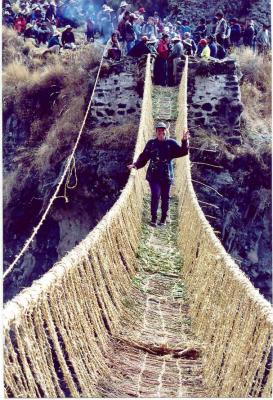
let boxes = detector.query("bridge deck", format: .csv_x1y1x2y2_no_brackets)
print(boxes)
96,87,207,398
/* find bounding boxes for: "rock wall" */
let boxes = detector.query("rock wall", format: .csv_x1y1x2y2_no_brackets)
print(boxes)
177,58,243,143
168,0,271,25
89,57,146,128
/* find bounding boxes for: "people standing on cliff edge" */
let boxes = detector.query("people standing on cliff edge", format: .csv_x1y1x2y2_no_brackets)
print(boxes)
127,122,190,227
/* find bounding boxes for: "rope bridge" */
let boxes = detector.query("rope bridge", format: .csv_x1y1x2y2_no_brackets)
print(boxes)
3,55,273,398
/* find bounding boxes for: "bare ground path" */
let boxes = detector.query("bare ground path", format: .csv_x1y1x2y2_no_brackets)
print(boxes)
96,86,207,397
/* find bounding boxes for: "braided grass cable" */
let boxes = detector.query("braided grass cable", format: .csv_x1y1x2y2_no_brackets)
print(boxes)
3,55,154,398
174,57,273,397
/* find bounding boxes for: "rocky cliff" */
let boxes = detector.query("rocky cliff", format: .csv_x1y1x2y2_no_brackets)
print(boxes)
168,0,271,25
3,58,144,302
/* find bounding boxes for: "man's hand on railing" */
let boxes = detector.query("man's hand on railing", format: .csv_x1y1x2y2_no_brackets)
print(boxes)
182,129,190,141
127,164,136,169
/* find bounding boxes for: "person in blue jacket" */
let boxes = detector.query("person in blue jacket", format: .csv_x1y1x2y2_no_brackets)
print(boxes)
128,122,189,226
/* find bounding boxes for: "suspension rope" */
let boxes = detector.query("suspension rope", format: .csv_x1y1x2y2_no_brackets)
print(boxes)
4,48,105,281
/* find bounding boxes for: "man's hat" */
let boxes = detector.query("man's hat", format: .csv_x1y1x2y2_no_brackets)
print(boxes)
172,35,181,42
155,121,167,129
147,35,157,43
120,1,128,7
65,24,72,30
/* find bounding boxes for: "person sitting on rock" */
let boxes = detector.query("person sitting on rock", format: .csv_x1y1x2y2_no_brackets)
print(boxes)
198,38,210,60
13,13,27,35
3,10,14,28
207,35,218,58
61,25,76,50
128,35,151,58
103,31,122,61
46,30,62,53
23,22,36,40
128,122,190,227
36,20,52,45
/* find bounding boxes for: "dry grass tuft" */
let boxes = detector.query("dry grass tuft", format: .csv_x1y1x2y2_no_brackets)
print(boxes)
3,170,20,208
233,47,271,135
3,25,103,202
85,123,138,150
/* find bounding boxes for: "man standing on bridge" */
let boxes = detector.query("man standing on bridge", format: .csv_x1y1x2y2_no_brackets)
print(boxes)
128,122,189,226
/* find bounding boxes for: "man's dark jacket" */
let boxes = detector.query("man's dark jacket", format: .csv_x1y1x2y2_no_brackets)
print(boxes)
61,30,75,46
134,138,189,183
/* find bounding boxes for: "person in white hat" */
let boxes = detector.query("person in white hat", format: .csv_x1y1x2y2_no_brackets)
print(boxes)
169,35,184,85
124,13,138,53
61,25,76,49
147,35,158,55
100,5,114,44
117,1,130,23
128,122,190,226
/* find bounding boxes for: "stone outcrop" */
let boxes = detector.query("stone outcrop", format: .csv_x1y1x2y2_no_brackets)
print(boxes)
89,56,148,128
177,58,243,139
168,0,271,25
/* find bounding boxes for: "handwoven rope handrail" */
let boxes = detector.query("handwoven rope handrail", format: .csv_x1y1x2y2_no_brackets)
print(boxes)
4,45,105,280
3,54,154,398
3,53,272,398
175,56,273,398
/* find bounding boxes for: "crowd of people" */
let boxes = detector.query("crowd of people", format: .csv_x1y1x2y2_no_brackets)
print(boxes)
3,0,271,84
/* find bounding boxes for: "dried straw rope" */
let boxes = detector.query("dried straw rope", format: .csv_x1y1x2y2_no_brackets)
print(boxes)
175,56,273,398
3,55,153,398
3,54,272,398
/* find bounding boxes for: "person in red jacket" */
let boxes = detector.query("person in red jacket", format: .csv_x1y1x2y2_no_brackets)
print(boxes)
13,13,27,35
154,33,170,86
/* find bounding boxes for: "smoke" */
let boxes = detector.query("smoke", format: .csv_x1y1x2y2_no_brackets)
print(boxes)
57,0,105,26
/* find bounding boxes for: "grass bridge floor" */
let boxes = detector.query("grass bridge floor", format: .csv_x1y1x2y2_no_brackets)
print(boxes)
97,84,206,398
98,195,206,397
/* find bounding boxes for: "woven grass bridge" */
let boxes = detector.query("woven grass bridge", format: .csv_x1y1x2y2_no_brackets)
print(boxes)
3,56,273,398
